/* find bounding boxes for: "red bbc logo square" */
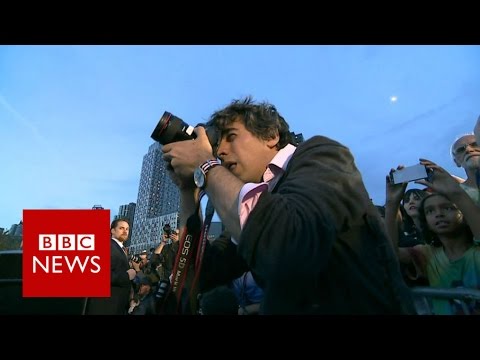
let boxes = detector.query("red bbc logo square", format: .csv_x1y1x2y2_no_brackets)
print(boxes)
23,210,111,297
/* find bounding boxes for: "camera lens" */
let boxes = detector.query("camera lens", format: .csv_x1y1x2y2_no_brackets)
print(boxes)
163,223,172,237
151,111,219,148
151,111,196,145
155,280,170,301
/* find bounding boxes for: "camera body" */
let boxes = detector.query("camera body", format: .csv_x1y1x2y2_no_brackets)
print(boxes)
151,111,219,147
129,254,142,263
390,164,430,184
163,223,172,237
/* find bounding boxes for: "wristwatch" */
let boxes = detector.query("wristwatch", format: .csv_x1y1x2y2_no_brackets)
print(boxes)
194,159,221,189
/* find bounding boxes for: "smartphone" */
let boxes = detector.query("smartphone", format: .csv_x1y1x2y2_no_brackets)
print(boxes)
390,164,429,184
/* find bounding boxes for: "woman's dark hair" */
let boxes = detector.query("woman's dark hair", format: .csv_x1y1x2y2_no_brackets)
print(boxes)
207,96,293,151
417,193,473,247
402,189,428,206
400,189,428,236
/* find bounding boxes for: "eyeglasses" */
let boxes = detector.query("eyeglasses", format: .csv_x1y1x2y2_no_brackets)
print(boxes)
453,141,478,156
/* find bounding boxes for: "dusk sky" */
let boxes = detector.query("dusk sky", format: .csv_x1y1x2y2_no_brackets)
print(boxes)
1,45,479,229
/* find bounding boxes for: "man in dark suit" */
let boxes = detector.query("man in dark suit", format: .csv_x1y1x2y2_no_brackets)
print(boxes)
85,218,136,315
162,96,415,314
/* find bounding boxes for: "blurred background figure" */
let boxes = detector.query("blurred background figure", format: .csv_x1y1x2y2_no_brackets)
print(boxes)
85,218,136,315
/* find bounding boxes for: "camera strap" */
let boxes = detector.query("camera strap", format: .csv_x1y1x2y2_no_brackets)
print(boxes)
163,190,214,314
188,197,215,313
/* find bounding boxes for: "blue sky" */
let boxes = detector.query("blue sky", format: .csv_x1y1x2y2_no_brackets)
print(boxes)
1,45,479,229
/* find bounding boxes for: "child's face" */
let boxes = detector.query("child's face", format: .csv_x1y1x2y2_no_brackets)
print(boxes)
423,195,464,235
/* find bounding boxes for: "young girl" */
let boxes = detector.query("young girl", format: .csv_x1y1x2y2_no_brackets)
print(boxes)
386,159,480,315
410,193,480,314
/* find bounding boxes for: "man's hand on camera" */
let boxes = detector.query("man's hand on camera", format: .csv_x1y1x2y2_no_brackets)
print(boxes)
131,261,141,272
170,231,179,242
162,126,215,188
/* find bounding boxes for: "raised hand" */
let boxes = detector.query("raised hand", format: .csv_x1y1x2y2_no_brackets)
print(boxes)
162,126,215,190
386,165,408,205
416,159,462,197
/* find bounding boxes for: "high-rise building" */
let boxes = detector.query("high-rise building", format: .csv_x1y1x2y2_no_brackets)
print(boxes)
114,202,136,245
9,221,22,237
207,221,224,243
130,142,180,254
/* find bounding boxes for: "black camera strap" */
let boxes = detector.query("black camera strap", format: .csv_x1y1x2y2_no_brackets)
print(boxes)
162,190,214,314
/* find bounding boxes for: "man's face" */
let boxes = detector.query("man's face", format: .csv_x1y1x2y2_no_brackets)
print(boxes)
111,221,129,243
216,120,279,183
453,135,480,170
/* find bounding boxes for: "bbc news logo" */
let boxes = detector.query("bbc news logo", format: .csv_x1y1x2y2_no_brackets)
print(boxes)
34,235,100,274
23,210,111,297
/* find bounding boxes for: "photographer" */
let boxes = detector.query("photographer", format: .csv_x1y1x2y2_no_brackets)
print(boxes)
128,253,145,293
149,225,180,283
128,277,156,315
162,96,414,314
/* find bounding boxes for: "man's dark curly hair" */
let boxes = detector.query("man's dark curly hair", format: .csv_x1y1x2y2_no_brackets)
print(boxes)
206,96,293,151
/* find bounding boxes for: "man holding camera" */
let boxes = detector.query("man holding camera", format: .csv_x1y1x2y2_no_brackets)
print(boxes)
150,225,180,283
162,96,413,314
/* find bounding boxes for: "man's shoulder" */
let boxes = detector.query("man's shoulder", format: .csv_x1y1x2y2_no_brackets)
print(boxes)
291,135,348,158
297,135,346,149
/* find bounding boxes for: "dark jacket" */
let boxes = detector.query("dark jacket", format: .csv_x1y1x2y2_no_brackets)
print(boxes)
150,241,180,282
85,239,132,315
200,230,248,292
238,136,414,314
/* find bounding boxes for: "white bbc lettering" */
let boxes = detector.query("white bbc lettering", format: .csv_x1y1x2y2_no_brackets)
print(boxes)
65,256,100,273
89,256,101,273
39,235,57,250
58,235,75,251
32,255,102,273
38,234,95,251
77,235,95,250
52,255,63,273
33,256,49,272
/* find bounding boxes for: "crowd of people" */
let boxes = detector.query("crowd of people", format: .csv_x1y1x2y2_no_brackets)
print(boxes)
87,98,480,315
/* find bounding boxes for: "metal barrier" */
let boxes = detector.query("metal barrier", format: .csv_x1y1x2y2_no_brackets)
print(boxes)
0,250,88,314
410,286,480,315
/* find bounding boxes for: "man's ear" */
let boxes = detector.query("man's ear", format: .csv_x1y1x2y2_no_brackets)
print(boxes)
266,133,280,149
453,157,461,167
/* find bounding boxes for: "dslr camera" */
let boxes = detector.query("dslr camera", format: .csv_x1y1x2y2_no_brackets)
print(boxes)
163,223,172,237
129,254,142,263
151,111,219,147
